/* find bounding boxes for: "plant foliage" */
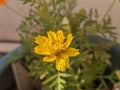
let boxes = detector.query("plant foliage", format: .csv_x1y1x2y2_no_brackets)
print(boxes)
17,0,119,89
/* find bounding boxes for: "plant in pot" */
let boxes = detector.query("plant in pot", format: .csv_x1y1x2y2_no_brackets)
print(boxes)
11,0,120,90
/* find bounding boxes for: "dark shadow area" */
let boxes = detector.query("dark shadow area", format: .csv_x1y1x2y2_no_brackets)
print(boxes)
0,65,17,90
110,44,120,69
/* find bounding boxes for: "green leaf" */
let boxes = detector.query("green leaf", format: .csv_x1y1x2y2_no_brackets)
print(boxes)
39,71,49,79
59,84,64,89
43,74,57,85
60,78,66,84
49,79,57,88
59,73,71,77
115,70,120,80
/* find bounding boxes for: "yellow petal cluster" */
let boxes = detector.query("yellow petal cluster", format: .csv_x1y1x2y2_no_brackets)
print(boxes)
34,30,80,71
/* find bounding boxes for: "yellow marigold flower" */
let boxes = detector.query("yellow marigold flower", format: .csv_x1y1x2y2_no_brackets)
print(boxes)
34,30,80,71
0,0,6,5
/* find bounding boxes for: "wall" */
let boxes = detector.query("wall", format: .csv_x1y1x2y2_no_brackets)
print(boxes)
0,0,30,41
77,0,120,42
0,0,120,52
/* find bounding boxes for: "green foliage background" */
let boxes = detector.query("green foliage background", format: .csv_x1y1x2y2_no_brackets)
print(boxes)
17,0,119,90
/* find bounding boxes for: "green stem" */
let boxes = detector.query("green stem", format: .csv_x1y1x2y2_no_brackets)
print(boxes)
57,71,61,90
100,0,117,22
76,84,81,90
5,4,25,18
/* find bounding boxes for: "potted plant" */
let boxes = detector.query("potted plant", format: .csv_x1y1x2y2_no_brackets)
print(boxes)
1,0,120,90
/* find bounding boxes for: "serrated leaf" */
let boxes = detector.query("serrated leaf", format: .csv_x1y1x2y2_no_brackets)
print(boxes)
56,83,64,90
77,68,81,74
40,71,49,79
59,73,71,77
49,79,57,88
59,84,64,89
115,70,120,80
43,74,57,85
61,17,71,34
60,78,66,84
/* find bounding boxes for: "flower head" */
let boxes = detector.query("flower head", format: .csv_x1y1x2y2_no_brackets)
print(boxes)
0,0,6,5
34,30,80,71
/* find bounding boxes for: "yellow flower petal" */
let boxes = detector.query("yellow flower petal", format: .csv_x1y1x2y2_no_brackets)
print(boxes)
63,34,73,48
43,55,56,62
56,59,66,72
34,30,80,71
35,35,48,45
56,30,65,43
63,48,80,57
66,58,70,68
56,55,70,71
60,54,70,68
34,46,50,55
47,31,57,41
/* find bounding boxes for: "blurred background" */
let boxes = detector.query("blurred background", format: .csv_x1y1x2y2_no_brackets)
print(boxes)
0,0,120,55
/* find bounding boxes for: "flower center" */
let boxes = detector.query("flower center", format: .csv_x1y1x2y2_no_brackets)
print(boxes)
50,40,63,55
